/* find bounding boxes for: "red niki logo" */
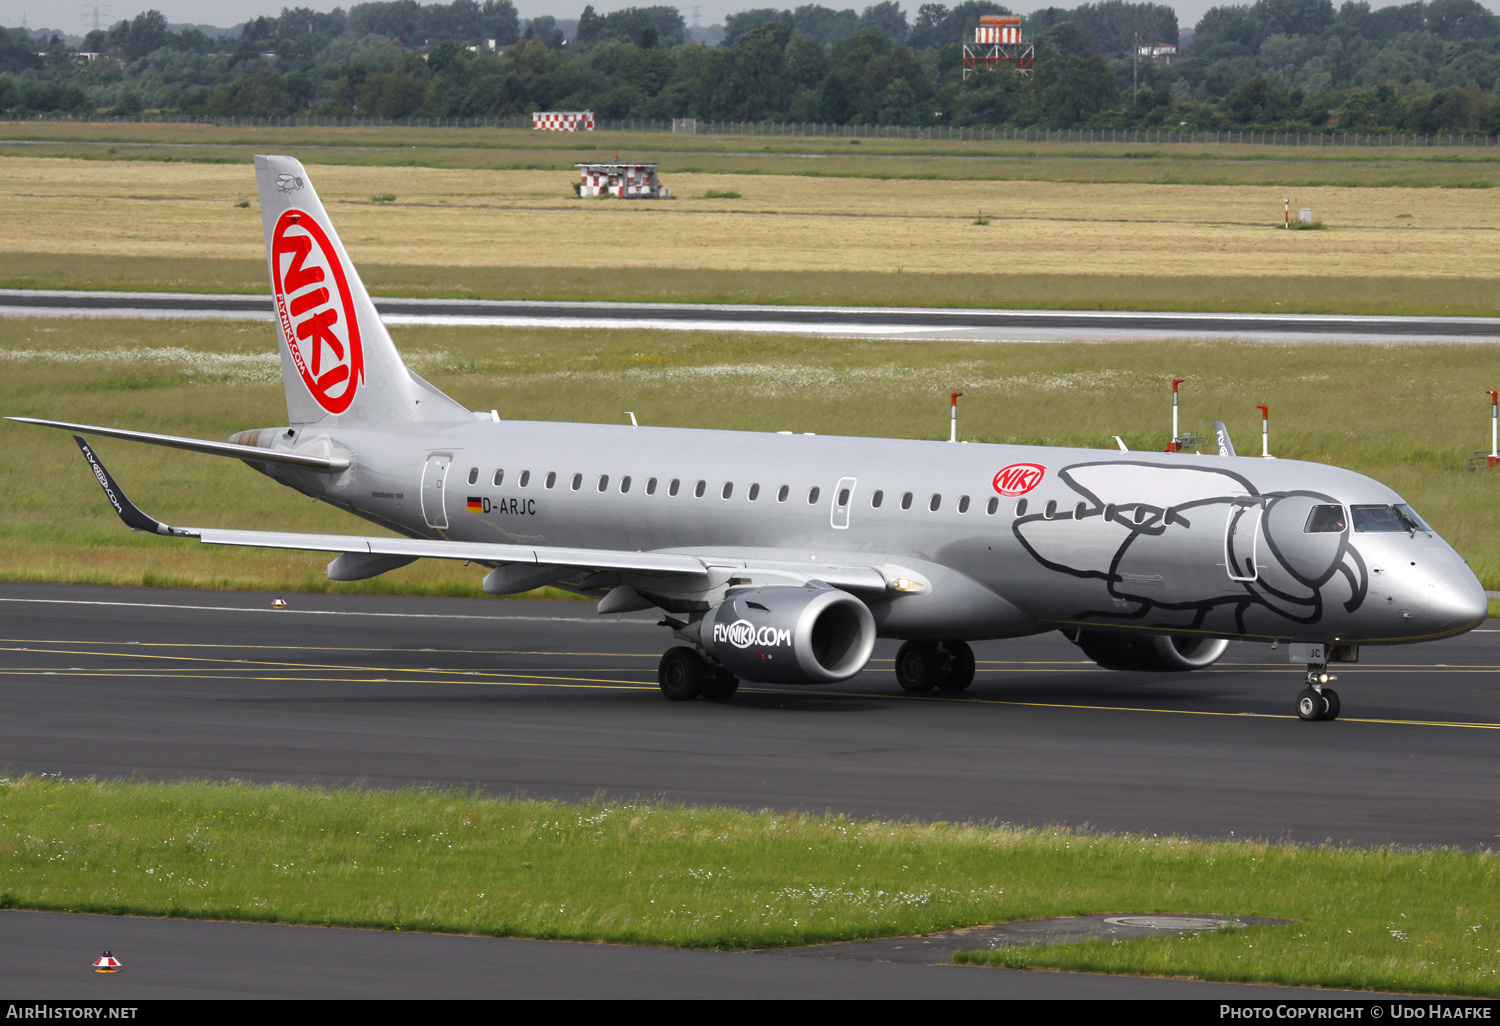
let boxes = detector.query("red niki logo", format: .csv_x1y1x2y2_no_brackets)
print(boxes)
271,209,364,414
992,463,1046,497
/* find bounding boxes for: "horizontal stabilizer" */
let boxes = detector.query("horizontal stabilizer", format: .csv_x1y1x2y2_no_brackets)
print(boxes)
10,417,350,471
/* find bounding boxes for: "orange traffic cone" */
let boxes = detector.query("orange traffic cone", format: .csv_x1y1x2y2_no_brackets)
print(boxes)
92,950,121,972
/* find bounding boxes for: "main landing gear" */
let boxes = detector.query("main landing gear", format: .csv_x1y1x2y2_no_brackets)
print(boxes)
658,646,740,702
1296,664,1341,721
894,640,976,693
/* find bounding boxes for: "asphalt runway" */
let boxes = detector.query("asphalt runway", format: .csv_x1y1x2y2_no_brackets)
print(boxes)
3,579,1497,998
2,288,1497,344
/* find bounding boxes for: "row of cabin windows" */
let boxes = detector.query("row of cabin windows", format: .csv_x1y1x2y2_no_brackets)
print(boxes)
465,467,1165,522
471,465,813,502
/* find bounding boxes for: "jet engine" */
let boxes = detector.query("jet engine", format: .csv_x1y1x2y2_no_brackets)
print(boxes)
705,585,876,684
1070,630,1229,672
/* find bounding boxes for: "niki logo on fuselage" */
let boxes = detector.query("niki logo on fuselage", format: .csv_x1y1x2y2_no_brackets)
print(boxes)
271,209,364,415
993,463,1046,497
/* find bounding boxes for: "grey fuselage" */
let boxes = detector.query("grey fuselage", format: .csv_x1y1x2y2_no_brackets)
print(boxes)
246,417,1488,648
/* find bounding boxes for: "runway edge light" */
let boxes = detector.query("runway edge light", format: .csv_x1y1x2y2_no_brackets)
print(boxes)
93,950,121,972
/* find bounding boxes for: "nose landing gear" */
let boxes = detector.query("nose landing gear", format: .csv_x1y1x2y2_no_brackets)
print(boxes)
1296,665,1341,721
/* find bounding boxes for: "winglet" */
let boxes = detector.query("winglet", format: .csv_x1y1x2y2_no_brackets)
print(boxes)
1213,420,1237,458
72,435,178,535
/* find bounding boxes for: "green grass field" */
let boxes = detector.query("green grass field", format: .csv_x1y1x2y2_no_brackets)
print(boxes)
8,253,1500,317
2,775,1495,995
2,316,1498,592
6,121,1500,187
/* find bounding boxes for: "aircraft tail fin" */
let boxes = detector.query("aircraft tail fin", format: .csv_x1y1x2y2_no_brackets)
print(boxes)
254,155,469,427
1213,420,1237,457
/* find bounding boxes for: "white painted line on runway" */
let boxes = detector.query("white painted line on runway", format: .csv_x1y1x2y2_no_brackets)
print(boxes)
0,595,649,624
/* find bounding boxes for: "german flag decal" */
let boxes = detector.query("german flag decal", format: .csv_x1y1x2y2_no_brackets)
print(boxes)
467,497,483,512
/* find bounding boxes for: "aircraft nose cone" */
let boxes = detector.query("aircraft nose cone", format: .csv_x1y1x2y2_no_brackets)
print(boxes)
1431,565,1489,634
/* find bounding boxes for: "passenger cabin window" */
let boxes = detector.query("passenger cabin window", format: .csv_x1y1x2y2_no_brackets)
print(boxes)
871,490,884,509
929,493,941,512
1074,502,1087,519
986,497,999,515
777,485,789,502
1133,506,1148,524
646,478,658,495
748,483,760,500
1304,504,1347,534
545,472,556,489
597,475,609,492
837,488,850,506
901,492,913,510
492,470,504,487
519,471,530,487
571,473,583,491
694,480,706,498
1103,504,1116,520
1044,500,1057,519
958,495,970,513
669,479,681,497
808,486,821,504
621,476,632,493
1014,499,1027,517
721,482,733,499
467,467,478,485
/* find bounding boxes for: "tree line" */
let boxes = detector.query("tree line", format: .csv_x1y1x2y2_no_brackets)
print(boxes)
5,0,1500,134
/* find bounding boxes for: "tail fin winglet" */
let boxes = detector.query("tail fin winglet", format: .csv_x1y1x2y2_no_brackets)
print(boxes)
1213,420,1237,458
73,435,172,535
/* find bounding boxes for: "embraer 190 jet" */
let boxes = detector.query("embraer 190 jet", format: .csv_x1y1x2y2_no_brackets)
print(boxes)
13,156,1488,720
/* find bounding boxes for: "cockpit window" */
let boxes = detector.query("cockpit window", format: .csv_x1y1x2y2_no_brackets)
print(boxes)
1304,504,1347,534
1351,504,1418,533
1394,504,1432,532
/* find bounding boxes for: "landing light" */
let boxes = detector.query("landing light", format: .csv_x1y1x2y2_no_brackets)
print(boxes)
892,577,921,593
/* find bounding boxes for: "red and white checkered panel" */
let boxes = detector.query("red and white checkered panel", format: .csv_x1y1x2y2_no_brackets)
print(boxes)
578,164,658,197
533,111,595,131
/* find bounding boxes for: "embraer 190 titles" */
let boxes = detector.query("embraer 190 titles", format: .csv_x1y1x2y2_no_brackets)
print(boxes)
12,156,1488,720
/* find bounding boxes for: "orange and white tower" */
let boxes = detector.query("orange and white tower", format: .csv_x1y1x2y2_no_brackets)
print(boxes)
963,17,1033,78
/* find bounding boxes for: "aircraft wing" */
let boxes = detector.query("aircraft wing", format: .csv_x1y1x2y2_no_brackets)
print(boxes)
71,434,903,595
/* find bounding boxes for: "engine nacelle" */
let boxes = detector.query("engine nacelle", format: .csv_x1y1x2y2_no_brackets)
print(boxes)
1071,630,1229,672
705,585,876,684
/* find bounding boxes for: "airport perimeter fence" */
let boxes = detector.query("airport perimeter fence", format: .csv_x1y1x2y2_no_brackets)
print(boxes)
26,112,1500,148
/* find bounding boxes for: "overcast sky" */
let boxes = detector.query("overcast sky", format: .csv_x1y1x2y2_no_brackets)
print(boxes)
11,0,1500,40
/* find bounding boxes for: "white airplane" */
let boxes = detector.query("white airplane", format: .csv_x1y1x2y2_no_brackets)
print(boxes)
13,156,1488,720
